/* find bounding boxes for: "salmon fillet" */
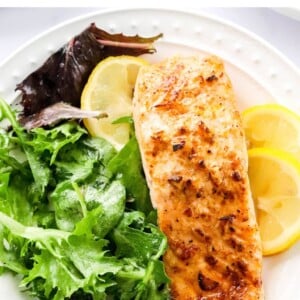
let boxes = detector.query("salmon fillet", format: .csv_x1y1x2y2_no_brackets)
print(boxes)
132,55,263,299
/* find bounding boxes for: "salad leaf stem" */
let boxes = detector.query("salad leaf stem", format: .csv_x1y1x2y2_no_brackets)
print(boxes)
0,211,70,241
0,98,24,140
72,182,87,218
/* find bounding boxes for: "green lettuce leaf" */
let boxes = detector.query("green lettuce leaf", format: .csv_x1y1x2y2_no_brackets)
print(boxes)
0,98,169,299
108,137,152,214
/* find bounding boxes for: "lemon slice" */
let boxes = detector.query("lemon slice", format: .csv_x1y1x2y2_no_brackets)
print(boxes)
242,104,300,159
248,147,300,255
81,55,148,150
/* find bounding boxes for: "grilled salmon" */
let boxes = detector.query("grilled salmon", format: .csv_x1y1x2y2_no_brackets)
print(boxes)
132,55,263,299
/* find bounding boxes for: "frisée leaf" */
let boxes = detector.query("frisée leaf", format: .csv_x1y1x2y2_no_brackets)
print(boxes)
0,98,169,299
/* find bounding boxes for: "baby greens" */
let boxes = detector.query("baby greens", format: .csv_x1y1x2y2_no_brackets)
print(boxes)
0,98,169,299
16,23,162,118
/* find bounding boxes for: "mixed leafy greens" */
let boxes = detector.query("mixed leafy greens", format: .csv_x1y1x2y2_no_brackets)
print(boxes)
16,23,162,118
0,98,169,299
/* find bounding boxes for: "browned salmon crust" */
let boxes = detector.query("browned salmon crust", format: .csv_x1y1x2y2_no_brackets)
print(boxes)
132,56,263,299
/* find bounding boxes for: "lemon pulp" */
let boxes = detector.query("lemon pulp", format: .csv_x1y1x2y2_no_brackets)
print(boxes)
248,147,300,255
81,55,148,150
242,104,300,159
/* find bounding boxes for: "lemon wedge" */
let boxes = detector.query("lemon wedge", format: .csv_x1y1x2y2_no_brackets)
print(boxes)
248,147,300,255
242,104,300,158
81,55,148,150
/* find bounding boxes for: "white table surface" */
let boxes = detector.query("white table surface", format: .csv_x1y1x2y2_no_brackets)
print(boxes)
0,7,299,68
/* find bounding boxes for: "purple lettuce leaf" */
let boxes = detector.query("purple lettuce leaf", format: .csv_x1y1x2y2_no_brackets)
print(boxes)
16,23,162,117
20,102,108,130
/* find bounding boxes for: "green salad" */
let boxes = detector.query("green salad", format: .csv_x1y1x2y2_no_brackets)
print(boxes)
0,98,169,299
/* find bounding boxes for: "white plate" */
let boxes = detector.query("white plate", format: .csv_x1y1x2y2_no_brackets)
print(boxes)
0,8,300,300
